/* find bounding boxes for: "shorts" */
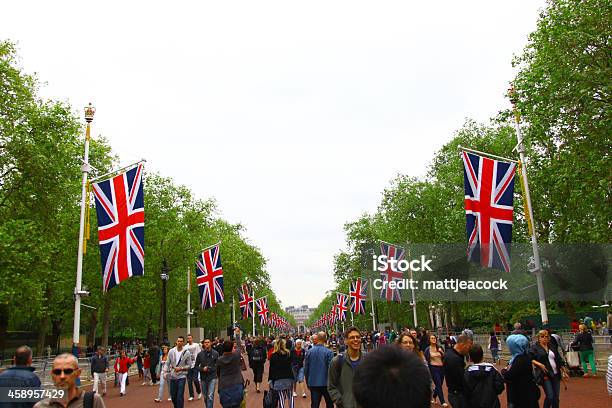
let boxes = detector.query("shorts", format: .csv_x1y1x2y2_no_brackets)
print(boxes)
295,367,304,382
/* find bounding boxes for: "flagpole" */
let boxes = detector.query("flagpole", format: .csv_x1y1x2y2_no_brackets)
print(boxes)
72,103,95,346
351,311,354,327
510,89,548,325
187,267,191,334
369,278,376,331
407,248,418,327
252,289,256,336
232,295,236,329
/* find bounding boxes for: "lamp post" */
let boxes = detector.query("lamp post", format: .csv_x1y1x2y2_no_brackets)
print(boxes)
72,103,95,347
160,260,169,343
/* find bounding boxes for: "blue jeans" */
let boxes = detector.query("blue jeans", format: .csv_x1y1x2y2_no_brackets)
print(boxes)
542,375,560,408
187,367,201,398
157,373,170,400
201,378,217,408
429,365,446,404
491,348,499,362
169,377,186,408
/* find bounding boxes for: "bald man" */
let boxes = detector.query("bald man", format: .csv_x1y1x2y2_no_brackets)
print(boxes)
34,353,105,408
0,346,41,408
304,332,334,408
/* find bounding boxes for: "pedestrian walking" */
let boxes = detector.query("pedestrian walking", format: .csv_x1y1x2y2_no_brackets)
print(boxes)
149,342,160,384
154,345,171,402
353,345,431,408
114,350,135,396
464,344,504,408
142,351,152,385
185,333,203,401
135,344,144,380
443,334,473,408
304,331,334,408
531,330,567,408
90,347,109,396
194,339,219,408
165,336,193,408
502,334,540,408
34,353,105,408
248,337,267,393
217,328,245,408
571,324,597,377
0,346,41,408
425,334,447,407
269,338,295,407
328,327,364,408
488,331,500,363
291,339,307,398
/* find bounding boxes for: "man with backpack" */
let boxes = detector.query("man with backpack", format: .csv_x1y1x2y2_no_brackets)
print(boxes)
464,345,504,408
328,327,363,408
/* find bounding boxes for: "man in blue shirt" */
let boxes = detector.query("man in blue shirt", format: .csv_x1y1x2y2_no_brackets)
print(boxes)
0,346,41,408
304,331,334,408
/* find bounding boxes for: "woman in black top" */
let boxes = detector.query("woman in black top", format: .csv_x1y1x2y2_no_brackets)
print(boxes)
268,339,294,406
290,339,307,398
572,324,596,377
532,330,566,408
248,337,267,393
503,334,540,408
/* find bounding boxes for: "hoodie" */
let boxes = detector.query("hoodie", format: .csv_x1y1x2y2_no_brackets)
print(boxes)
216,334,243,390
464,363,504,408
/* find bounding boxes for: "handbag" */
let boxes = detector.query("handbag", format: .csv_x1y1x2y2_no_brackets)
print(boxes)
566,351,580,368
533,366,546,386
240,354,248,371
263,389,279,408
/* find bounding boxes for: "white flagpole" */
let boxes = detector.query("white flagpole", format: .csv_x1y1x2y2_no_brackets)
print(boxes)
511,91,548,325
252,289,256,336
187,267,191,334
232,295,236,329
73,104,95,346
351,311,354,327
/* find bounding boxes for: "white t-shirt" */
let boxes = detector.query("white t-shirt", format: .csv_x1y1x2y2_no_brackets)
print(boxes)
185,342,201,368
548,349,558,374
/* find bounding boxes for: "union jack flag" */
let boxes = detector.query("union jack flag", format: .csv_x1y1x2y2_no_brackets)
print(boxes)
196,243,225,309
336,293,348,321
238,283,254,319
92,164,145,292
380,241,404,302
462,151,515,272
349,279,367,315
255,297,269,325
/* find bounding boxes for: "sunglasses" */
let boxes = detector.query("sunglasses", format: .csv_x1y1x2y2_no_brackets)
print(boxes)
52,368,76,376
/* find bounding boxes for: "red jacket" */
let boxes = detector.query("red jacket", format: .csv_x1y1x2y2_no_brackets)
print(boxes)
115,357,135,373
144,356,150,369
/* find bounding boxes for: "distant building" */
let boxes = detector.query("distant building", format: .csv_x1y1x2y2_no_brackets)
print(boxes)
286,305,315,333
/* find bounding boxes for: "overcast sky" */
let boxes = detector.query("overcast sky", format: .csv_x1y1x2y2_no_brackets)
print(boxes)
2,0,546,308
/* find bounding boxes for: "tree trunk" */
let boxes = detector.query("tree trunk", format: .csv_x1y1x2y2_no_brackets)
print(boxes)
36,313,50,357
101,292,112,347
0,303,8,361
51,320,62,354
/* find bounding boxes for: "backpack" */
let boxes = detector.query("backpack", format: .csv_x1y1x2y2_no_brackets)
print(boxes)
83,391,95,408
466,366,502,408
251,347,264,362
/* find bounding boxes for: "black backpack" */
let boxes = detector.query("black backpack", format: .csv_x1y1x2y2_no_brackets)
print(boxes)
84,391,95,408
252,347,264,362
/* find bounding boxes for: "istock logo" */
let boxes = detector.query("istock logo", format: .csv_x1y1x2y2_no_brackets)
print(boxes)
373,254,433,272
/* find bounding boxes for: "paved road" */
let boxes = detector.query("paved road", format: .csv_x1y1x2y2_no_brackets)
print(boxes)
96,360,609,408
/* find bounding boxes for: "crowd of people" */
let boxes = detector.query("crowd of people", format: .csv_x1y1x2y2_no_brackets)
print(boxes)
0,321,609,408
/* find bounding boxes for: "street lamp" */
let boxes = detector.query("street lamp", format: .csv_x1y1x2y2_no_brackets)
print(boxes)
160,260,169,343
